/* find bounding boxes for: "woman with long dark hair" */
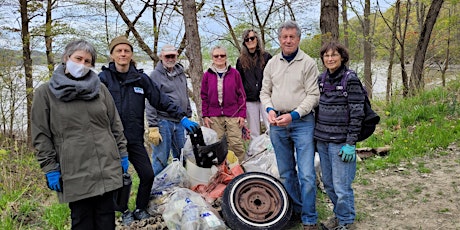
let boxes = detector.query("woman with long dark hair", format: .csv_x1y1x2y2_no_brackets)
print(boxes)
236,29,272,140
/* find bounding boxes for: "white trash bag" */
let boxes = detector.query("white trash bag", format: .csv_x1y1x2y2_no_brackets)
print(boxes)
162,187,227,230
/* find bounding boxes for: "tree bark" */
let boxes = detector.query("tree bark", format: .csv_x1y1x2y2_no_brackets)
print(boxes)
20,0,33,145
320,0,339,43
45,0,55,77
386,0,399,102
341,0,349,47
378,0,401,101
181,0,203,123
440,8,451,87
363,0,373,98
410,0,444,95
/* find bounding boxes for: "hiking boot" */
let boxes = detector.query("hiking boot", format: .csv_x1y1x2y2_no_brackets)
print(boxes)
121,210,134,226
133,208,150,220
332,223,355,230
321,216,339,230
303,224,318,230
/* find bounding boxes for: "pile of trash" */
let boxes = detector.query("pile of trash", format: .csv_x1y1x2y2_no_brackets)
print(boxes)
116,127,280,229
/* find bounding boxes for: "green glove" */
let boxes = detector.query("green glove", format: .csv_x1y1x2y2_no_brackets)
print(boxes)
339,144,356,162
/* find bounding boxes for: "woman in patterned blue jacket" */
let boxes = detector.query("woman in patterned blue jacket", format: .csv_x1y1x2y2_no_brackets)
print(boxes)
314,41,365,230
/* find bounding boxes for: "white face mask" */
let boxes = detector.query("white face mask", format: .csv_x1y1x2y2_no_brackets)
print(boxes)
66,59,91,78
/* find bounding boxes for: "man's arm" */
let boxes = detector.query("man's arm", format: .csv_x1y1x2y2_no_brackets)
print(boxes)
145,74,186,120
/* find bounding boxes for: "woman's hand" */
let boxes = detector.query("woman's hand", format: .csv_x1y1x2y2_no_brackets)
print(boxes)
238,117,245,128
203,117,212,128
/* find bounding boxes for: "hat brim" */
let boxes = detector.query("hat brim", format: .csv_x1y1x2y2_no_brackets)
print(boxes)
162,51,178,56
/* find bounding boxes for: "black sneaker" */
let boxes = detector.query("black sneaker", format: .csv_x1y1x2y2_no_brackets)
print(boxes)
121,210,134,226
133,208,150,220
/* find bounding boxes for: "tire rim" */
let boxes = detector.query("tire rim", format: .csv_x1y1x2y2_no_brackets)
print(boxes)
229,174,289,227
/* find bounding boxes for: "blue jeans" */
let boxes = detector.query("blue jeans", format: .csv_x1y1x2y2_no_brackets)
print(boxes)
151,119,186,176
269,113,317,225
316,140,356,225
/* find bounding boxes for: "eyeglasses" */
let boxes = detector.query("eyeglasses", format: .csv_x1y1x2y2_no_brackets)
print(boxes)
213,54,227,58
323,53,340,59
164,54,177,59
244,36,257,42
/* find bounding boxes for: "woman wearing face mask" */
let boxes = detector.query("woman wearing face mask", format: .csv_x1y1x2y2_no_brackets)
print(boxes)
32,39,128,230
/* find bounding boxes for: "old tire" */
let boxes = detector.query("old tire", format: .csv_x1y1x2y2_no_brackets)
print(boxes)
221,172,292,230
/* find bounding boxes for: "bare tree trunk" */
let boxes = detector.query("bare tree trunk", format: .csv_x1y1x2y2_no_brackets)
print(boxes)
363,0,373,98
378,0,400,102
397,1,411,97
341,0,349,47
410,0,444,95
181,0,203,122
320,0,339,43
45,0,55,76
385,0,399,102
415,0,426,32
440,8,451,87
20,0,33,144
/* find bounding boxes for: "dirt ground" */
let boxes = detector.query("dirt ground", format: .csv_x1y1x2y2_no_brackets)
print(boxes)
122,143,460,230
350,143,460,230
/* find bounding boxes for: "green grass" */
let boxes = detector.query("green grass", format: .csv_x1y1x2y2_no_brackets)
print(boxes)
1,80,459,229
358,80,460,171
43,203,71,229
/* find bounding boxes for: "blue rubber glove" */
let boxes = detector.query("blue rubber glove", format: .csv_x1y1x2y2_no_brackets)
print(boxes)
121,156,129,173
339,144,356,162
180,117,200,134
46,171,62,192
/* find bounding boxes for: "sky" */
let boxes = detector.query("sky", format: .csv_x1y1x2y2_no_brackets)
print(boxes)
0,0,394,54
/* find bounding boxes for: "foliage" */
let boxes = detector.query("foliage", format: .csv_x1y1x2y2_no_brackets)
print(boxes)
359,79,460,171
300,34,322,60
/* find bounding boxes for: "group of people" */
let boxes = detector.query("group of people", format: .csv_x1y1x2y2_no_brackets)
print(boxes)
32,19,367,230
31,36,200,229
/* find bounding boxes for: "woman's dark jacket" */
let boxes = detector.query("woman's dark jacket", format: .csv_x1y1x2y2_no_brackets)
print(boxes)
236,52,272,102
314,66,365,145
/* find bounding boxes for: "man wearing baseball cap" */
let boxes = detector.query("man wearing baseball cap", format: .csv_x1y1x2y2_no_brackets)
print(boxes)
146,44,193,175
99,36,200,226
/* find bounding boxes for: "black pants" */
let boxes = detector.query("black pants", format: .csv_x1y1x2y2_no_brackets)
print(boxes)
69,191,115,230
127,142,155,210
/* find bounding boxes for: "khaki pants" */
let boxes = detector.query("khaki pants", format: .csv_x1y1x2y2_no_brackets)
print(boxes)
209,116,245,162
